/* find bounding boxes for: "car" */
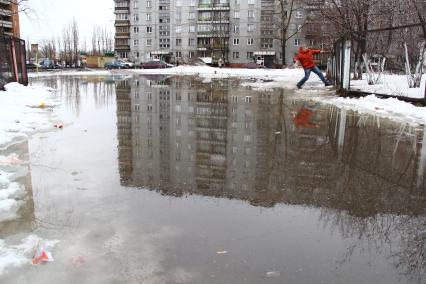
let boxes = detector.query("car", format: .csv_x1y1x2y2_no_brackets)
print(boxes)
119,60,134,69
39,59,54,69
26,62,41,70
140,60,174,69
105,61,127,70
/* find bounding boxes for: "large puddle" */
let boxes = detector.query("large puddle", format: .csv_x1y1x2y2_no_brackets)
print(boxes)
1,75,425,284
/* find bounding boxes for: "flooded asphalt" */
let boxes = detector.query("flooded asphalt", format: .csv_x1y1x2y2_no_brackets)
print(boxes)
1,75,425,284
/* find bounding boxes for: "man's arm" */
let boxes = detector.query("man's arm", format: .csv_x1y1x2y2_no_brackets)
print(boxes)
311,49,322,55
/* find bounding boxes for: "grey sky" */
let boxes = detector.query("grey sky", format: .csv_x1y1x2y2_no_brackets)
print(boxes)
20,0,114,46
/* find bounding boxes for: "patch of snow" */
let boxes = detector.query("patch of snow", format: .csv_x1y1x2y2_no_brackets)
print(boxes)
0,235,59,275
0,82,57,148
313,94,426,125
0,168,25,223
28,69,111,78
351,74,426,99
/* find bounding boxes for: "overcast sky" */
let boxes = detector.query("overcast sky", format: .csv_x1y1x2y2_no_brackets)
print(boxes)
20,0,115,45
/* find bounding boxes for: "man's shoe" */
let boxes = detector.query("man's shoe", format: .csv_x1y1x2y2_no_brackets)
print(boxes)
325,82,332,87
297,84,302,89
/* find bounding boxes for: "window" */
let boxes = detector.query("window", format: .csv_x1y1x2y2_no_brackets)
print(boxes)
233,25,239,32
146,1,151,8
176,0,182,6
176,51,182,58
146,39,152,46
176,25,182,33
176,38,182,46
248,0,254,4
248,10,254,18
294,38,301,46
146,13,151,21
233,38,239,45
188,12,195,20
295,11,302,19
188,38,195,46
189,25,196,33
188,51,194,58
147,26,152,33
133,1,138,9
247,38,253,45
247,52,253,59
134,39,139,46
233,52,240,59
133,27,139,33
190,0,196,6
247,24,254,32
234,11,240,19
133,14,139,22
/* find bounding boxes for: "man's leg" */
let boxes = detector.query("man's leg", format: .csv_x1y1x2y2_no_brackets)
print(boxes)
297,69,311,88
312,66,331,85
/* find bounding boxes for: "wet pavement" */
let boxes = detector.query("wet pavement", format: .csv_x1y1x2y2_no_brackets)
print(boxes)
1,75,425,284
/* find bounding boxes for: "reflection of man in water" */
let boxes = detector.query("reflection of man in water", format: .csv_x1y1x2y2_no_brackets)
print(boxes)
292,102,320,128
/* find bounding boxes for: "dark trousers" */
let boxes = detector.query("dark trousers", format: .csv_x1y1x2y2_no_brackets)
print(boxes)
297,66,329,87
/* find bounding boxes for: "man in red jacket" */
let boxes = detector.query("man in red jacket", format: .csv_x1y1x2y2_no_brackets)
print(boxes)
294,46,331,89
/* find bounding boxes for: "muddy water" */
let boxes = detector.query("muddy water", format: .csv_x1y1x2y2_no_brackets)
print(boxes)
1,75,425,284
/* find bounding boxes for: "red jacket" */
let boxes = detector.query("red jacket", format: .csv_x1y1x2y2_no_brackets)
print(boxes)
294,48,321,69
293,108,317,128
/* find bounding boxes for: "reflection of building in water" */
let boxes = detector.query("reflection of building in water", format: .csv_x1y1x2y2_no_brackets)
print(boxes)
116,80,132,183
116,77,425,215
0,141,35,238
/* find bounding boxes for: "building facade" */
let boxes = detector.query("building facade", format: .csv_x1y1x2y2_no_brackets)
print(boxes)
0,0,20,37
114,0,325,66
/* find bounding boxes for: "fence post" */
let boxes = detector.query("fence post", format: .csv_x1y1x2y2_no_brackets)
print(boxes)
10,39,19,82
342,40,351,90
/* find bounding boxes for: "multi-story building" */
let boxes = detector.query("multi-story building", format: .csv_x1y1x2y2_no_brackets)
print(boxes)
114,0,131,59
0,0,20,37
114,0,324,67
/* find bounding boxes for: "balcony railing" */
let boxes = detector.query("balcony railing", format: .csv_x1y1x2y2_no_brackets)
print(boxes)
197,3,230,10
197,17,230,22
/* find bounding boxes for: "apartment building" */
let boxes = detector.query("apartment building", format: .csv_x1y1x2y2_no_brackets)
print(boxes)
0,0,20,37
114,0,323,66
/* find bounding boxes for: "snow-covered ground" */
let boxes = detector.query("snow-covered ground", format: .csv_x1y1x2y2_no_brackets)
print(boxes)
0,83,59,275
350,73,426,99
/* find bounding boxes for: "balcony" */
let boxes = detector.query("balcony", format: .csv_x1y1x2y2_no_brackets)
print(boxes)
114,6,130,12
114,20,130,27
115,44,130,51
115,32,130,39
197,31,229,38
0,19,12,28
197,3,230,11
197,17,230,24
0,8,12,16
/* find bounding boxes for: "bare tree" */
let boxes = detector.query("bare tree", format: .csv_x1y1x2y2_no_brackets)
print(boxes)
276,0,305,66
71,18,79,67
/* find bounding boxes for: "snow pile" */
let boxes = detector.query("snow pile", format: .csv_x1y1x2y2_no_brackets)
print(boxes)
28,69,111,78
316,95,426,125
0,82,57,147
351,74,426,99
0,168,25,223
0,235,59,274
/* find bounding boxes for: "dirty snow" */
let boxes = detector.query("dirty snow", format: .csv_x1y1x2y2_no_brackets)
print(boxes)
0,235,59,275
0,83,60,275
312,94,426,125
351,73,426,99
0,82,58,148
